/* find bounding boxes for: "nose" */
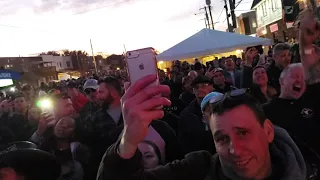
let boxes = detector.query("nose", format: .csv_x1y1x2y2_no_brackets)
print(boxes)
228,139,242,156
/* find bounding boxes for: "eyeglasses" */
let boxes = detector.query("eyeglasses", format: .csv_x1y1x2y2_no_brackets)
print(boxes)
84,88,96,95
209,89,250,105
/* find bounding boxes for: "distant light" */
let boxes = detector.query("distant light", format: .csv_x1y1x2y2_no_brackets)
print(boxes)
116,67,120,70
41,99,52,109
10,87,15,92
0,79,13,87
158,61,164,64
262,30,267,35
236,50,241,54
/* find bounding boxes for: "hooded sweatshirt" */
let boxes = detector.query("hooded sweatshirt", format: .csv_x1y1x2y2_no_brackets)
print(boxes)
97,126,309,180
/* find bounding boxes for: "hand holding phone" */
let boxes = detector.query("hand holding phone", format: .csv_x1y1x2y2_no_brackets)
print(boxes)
37,112,55,136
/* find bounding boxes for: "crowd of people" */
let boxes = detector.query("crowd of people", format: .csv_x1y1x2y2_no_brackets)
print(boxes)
0,8,320,180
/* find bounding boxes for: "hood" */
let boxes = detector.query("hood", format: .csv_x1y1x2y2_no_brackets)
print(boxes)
270,126,306,180
221,126,306,180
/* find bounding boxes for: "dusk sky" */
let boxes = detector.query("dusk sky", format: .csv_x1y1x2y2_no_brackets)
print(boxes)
0,0,253,56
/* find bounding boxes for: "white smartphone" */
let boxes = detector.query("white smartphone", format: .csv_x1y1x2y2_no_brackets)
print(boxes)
126,47,159,86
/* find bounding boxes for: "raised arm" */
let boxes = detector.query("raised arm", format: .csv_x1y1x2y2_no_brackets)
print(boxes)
96,75,212,180
298,8,320,85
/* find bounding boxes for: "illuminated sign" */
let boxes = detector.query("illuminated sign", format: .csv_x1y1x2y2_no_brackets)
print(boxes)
0,70,20,80
0,73,11,79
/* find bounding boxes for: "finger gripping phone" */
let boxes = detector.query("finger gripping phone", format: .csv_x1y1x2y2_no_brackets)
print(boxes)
126,47,159,86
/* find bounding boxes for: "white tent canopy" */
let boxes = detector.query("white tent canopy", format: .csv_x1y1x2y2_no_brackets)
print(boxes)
157,28,272,61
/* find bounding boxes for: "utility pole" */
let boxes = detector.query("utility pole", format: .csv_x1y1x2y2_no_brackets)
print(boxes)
199,18,208,28
203,7,211,29
90,39,98,74
224,0,232,32
208,6,215,29
206,0,215,30
228,0,237,29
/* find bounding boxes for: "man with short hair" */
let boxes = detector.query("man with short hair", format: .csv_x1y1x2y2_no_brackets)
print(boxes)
224,57,241,88
97,75,315,180
263,63,320,154
187,70,198,81
212,68,236,93
179,75,215,155
267,43,292,93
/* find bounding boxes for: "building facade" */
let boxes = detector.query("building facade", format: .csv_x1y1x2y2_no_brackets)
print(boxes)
252,0,297,43
235,11,257,36
0,55,77,86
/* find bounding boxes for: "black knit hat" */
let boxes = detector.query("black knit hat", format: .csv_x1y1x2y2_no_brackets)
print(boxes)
0,141,61,180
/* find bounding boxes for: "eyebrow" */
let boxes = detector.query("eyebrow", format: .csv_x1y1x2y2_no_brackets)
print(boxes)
143,151,152,155
233,127,251,131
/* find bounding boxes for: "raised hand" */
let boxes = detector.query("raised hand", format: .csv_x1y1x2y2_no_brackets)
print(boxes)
298,7,320,84
119,75,171,159
245,48,258,67
36,113,55,136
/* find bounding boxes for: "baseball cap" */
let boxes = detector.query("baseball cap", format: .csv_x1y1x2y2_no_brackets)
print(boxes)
83,79,99,91
201,92,224,111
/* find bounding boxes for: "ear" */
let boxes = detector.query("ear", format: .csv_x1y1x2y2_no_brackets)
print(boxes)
279,77,284,86
263,119,274,143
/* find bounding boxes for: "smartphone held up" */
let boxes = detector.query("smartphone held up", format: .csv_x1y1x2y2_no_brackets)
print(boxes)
126,47,159,86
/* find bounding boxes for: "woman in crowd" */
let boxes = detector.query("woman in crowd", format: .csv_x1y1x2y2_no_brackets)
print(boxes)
138,140,163,169
250,65,277,104
39,116,91,180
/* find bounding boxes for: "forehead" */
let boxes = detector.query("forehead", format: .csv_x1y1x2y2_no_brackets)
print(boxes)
57,117,75,125
253,67,266,73
57,98,72,105
210,105,261,133
225,58,233,62
213,71,224,76
139,143,156,153
98,83,108,90
286,66,303,77
275,49,289,55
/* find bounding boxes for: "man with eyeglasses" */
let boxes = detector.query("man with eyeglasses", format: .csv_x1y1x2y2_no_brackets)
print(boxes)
97,75,317,180
79,79,100,119
179,75,215,155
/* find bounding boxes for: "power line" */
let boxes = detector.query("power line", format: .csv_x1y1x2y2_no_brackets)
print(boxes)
235,0,245,8
72,0,134,15
216,8,225,21
0,23,52,34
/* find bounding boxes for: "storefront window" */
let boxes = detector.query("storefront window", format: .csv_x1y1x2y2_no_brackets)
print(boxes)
262,2,267,17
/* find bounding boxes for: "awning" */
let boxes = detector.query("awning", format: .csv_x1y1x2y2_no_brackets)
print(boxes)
157,28,272,61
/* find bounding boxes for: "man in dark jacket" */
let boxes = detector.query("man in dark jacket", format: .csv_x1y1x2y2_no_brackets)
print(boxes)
267,43,291,93
224,57,241,88
262,63,320,152
96,75,316,180
179,75,215,155
212,68,236,93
